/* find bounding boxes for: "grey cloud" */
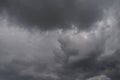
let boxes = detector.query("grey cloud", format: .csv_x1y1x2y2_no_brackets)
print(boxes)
0,0,113,30
0,18,61,63
0,18,61,80
0,1,120,80
0,0,7,12
86,75,111,80
57,9,120,79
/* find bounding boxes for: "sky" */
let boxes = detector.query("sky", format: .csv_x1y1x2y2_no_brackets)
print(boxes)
0,0,120,80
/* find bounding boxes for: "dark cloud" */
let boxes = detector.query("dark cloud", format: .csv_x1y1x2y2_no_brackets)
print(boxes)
0,0,7,7
0,0,7,12
0,0,120,80
0,0,119,31
0,0,108,30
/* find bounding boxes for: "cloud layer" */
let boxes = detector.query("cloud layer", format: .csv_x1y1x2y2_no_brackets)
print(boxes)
0,0,120,80
0,0,113,30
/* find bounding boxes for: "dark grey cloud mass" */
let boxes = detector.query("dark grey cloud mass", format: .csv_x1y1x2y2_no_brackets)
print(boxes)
0,0,114,30
0,0,120,80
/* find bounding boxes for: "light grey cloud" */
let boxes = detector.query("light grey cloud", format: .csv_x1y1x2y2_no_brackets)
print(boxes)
0,16,61,80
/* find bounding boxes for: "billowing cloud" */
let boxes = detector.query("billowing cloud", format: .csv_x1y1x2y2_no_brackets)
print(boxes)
0,16,62,80
57,8,120,79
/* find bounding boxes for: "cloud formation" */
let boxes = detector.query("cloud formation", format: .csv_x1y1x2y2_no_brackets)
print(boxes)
0,0,112,30
57,7,120,80
0,0,120,80
0,16,62,80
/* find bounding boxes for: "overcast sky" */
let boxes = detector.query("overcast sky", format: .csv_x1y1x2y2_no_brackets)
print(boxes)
0,0,120,80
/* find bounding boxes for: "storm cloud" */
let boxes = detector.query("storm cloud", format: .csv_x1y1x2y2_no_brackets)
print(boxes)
57,7,120,79
0,0,115,30
0,0,120,80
